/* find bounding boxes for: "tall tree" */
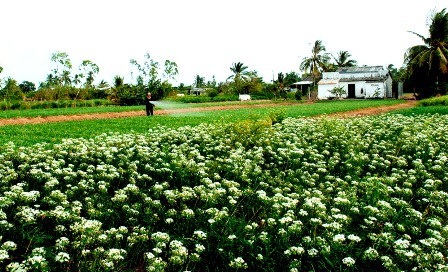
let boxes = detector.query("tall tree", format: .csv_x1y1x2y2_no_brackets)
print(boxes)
19,81,36,93
0,78,24,100
332,51,357,67
73,74,82,88
227,62,250,81
405,8,448,97
50,51,72,86
194,75,205,88
163,60,179,82
276,72,287,99
284,71,300,86
300,40,330,100
130,53,160,85
79,60,99,88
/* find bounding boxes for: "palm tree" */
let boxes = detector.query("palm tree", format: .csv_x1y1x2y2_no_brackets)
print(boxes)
277,72,286,99
405,8,448,97
300,40,330,100
332,51,357,67
194,75,205,88
227,62,249,82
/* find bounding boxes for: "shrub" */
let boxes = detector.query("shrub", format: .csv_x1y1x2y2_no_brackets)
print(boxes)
207,88,219,98
417,95,448,106
329,86,347,99
295,90,302,100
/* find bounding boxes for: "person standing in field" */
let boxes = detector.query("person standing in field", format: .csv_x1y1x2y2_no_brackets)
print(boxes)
145,92,154,116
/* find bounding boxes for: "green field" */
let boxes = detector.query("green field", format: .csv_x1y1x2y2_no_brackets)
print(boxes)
1,110,447,271
0,100,405,147
0,100,298,119
390,105,448,115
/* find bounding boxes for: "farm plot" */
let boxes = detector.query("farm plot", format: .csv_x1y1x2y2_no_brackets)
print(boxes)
0,114,447,271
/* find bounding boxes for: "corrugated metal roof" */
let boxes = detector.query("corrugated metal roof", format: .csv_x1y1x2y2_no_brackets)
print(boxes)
340,77,386,82
291,81,313,85
318,79,339,84
337,66,385,73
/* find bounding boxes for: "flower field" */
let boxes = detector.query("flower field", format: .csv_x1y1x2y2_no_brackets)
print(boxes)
0,114,447,271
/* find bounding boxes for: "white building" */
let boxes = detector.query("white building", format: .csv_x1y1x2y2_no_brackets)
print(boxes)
318,66,392,99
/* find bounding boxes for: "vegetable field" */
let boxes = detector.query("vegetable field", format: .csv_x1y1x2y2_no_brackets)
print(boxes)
0,99,406,147
0,113,447,271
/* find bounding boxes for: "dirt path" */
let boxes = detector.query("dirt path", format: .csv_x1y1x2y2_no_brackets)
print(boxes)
0,100,416,126
325,100,417,118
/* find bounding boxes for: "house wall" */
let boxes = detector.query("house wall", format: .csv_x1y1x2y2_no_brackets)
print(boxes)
338,82,366,98
319,81,388,99
385,76,392,97
318,68,392,99
364,82,385,98
317,84,337,99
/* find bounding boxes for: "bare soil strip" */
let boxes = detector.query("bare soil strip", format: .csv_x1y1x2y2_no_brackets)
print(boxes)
324,100,417,118
0,100,416,126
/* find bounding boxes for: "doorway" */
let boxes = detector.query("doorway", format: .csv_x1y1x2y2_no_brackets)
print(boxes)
348,84,355,98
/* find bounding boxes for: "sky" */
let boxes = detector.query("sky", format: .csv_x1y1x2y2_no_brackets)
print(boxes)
0,0,445,87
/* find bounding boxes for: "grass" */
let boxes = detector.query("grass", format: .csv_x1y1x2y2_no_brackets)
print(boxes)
0,99,406,147
389,105,448,115
0,100,305,119
0,105,144,119
416,95,448,106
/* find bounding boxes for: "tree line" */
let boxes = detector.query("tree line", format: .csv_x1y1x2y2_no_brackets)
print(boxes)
0,8,446,104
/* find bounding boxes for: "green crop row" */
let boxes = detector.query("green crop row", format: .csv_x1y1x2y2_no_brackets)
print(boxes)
0,100,405,147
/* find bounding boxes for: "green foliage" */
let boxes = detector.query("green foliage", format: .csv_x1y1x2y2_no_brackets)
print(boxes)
416,95,448,106
300,40,330,80
18,81,36,93
0,99,405,147
404,9,448,98
295,90,302,100
284,71,301,86
0,78,25,100
115,84,145,106
222,117,273,148
329,86,347,98
172,94,239,103
267,108,286,124
206,88,219,98
391,105,448,115
0,99,112,111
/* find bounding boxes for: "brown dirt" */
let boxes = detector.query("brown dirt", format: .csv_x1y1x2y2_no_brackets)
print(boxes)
324,100,417,118
0,100,417,126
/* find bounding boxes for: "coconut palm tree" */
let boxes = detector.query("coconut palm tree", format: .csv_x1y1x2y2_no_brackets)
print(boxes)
194,75,205,88
277,72,287,99
332,51,357,67
227,62,249,82
405,8,448,97
300,40,330,100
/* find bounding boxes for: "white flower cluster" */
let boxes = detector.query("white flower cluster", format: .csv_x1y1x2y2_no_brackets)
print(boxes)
0,114,447,271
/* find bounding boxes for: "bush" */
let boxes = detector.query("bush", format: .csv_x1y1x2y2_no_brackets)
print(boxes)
0,99,112,110
295,90,302,100
207,88,219,98
329,86,347,99
417,95,448,106
170,94,239,103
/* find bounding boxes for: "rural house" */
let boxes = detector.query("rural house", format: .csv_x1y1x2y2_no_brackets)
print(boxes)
290,75,314,94
317,66,392,99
